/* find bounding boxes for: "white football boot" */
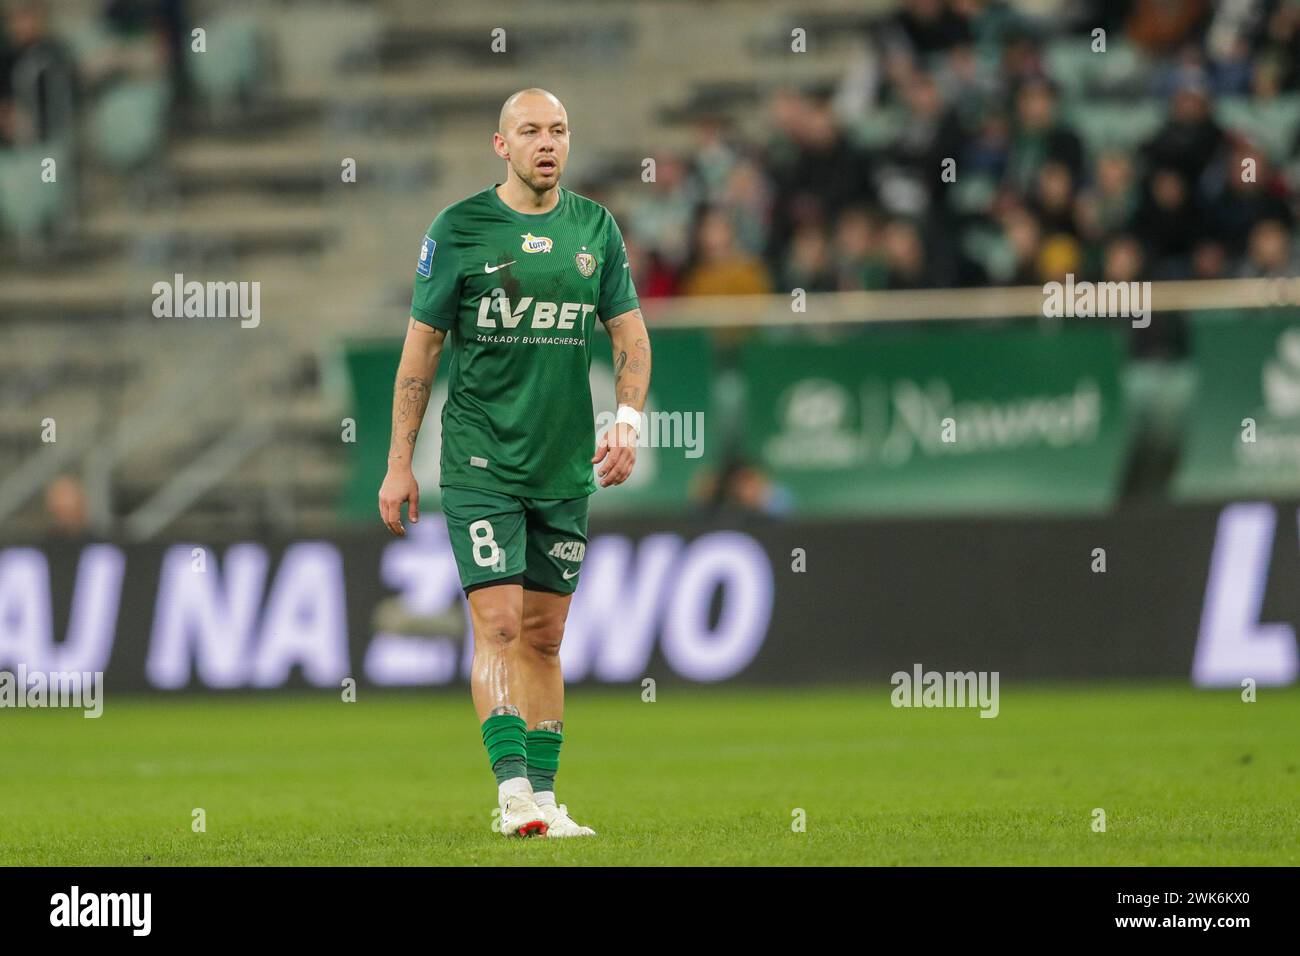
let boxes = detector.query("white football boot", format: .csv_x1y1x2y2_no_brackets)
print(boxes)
498,779,548,838
535,793,596,837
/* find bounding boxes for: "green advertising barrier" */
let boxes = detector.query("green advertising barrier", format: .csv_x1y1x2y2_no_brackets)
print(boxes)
340,329,715,520
1175,309,1300,500
741,323,1132,514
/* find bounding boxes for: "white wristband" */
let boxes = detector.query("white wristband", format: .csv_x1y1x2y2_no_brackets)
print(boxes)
615,405,642,435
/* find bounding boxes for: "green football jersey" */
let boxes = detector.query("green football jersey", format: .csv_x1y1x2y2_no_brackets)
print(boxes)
410,184,639,498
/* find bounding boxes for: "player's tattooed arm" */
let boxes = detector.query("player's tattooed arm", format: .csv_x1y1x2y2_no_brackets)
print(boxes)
387,320,446,465
606,308,651,411
594,308,651,488
379,319,446,536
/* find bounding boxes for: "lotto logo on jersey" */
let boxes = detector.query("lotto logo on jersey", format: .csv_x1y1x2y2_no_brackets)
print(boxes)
416,236,436,277
548,540,586,561
520,232,553,254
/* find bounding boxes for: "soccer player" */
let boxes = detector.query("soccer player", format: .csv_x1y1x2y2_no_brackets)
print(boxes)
378,89,651,838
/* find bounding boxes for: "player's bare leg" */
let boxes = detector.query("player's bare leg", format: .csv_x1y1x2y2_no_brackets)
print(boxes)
517,589,568,724
515,589,596,836
468,583,547,837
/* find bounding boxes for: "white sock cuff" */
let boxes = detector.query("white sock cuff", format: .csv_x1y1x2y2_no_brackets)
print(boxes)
533,790,557,807
498,777,533,803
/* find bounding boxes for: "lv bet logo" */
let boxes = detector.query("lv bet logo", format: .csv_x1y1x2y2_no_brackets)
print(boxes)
476,295,595,330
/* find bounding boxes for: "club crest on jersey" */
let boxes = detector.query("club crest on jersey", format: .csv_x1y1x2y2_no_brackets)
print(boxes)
575,252,596,278
416,236,436,277
520,233,553,254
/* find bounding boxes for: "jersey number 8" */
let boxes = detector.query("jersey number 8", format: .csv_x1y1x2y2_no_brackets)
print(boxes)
469,519,502,568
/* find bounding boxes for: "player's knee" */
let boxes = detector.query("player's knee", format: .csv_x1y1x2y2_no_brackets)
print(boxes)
523,616,565,658
476,606,522,648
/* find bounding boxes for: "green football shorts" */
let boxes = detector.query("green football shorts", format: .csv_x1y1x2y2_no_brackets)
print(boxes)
441,485,590,595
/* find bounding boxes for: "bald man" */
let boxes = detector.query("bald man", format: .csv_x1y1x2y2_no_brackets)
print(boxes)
379,89,652,838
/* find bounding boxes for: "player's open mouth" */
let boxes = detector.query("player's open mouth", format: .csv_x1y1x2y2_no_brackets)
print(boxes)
536,159,557,171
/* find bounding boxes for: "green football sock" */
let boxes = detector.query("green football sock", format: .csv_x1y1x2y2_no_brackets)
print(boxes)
481,713,528,785
526,727,563,794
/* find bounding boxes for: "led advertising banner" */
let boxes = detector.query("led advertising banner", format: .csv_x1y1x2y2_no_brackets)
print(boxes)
1,504,1296,693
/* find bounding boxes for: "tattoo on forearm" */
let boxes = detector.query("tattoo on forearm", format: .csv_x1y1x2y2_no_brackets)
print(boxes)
612,318,651,411
391,375,432,458
396,376,431,423
629,337,648,375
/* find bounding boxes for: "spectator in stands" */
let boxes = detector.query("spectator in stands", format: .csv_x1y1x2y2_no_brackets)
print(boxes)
763,88,873,271
1127,0,1211,55
882,217,945,289
690,454,793,520
44,473,88,537
1143,74,1224,188
1240,218,1300,279
679,205,773,297
887,0,973,60
998,27,1045,92
832,206,889,291
1031,160,1078,238
630,151,698,273
0,0,76,147
1102,234,1146,285
937,40,998,116
780,222,837,293
1005,78,1083,196
1135,167,1203,277
1200,135,1293,256
103,0,191,105
1208,33,1256,96
1191,239,1228,279
689,113,743,204
718,156,773,258
883,69,965,216
999,206,1044,286
1265,0,1300,89
961,104,1010,184
1077,151,1139,242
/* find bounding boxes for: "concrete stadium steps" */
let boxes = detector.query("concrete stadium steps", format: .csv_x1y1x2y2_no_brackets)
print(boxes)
0,250,337,325
169,134,332,200
111,428,351,537
87,197,333,254
173,110,435,184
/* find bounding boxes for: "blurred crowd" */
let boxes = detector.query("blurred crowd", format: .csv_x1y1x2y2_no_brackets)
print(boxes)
0,1,75,150
0,0,188,148
0,0,190,251
622,0,1300,305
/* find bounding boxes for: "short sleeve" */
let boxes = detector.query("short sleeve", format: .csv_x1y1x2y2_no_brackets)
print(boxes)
410,211,462,330
598,213,639,322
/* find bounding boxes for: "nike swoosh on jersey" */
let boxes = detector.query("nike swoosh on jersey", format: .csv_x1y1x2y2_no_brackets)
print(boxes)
562,568,580,580
484,261,516,273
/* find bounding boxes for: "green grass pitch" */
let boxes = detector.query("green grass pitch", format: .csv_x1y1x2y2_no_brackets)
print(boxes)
2,684,1297,866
